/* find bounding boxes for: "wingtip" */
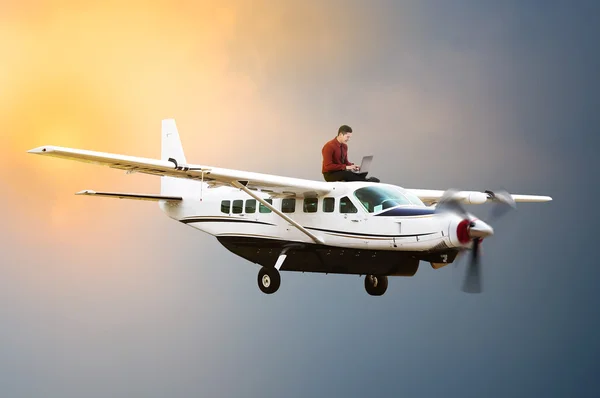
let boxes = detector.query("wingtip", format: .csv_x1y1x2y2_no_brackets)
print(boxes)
27,146,53,154
75,190,96,195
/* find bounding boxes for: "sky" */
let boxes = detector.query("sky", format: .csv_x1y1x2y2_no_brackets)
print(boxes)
1,1,599,397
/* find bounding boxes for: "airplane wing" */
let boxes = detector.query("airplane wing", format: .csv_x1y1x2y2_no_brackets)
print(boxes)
406,188,552,206
27,146,551,203
27,145,333,198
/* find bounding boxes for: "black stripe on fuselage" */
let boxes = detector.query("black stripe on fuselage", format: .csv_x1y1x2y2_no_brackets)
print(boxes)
180,217,276,226
180,217,436,238
305,226,436,238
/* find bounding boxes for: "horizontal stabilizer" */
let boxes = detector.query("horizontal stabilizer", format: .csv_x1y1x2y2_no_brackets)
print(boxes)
75,190,182,201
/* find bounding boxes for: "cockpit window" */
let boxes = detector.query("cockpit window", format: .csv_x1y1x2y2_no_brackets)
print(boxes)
402,190,426,206
353,186,423,213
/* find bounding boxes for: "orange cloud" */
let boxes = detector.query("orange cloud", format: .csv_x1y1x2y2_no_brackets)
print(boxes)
1,1,377,243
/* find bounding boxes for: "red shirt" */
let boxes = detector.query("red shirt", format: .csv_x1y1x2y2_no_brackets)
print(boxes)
322,137,353,173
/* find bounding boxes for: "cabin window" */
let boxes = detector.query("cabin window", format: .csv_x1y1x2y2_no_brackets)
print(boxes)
232,199,243,214
245,199,256,213
323,197,335,213
282,198,296,213
259,199,273,213
340,196,358,213
221,200,231,214
303,198,318,213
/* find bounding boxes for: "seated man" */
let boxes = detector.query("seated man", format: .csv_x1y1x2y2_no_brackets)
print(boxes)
321,125,380,182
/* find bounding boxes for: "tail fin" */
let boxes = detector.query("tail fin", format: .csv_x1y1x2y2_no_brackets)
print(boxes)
162,119,186,164
161,119,191,196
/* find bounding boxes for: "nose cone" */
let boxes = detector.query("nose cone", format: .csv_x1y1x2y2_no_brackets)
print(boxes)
469,220,494,239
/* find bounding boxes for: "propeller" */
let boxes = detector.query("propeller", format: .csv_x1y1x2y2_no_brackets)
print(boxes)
434,188,469,218
435,188,517,294
485,189,517,223
462,237,482,293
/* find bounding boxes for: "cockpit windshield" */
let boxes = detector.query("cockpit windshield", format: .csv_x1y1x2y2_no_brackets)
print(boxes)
353,186,425,213
402,190,426,207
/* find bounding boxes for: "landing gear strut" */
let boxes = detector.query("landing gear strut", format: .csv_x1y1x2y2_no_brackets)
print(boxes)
258,267,281,294
365,274,388,296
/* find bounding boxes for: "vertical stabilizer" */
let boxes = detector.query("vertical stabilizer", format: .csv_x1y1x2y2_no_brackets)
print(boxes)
161,119,186,164
161,119,189,196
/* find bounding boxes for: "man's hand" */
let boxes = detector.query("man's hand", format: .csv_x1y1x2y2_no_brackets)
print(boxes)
346,165,359,171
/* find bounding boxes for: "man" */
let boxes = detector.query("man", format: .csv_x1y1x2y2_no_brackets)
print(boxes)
321,125,380,183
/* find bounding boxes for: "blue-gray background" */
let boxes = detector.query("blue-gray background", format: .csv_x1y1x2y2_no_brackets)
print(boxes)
1,1,598,397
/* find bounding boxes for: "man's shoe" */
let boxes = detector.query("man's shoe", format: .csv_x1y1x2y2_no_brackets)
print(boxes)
366,176,380,183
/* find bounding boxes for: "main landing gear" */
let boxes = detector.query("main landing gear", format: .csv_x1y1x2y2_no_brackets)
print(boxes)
258,267,281,294
364,274,388,296
256,267,388,296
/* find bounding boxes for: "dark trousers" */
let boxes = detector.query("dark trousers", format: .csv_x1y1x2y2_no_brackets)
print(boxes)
323,170,368,182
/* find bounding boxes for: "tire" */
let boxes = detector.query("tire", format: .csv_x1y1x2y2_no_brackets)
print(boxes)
258,267,281,294
364,274,388,296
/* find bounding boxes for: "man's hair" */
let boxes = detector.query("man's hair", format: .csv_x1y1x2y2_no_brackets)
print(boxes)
338,125,353,135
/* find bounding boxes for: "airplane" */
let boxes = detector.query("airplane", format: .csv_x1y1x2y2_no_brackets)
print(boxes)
27,119,552,296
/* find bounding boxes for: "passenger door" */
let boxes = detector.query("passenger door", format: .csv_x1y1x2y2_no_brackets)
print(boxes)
339,195,366,226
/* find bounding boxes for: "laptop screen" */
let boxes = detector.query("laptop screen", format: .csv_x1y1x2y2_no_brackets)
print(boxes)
359,155,373,173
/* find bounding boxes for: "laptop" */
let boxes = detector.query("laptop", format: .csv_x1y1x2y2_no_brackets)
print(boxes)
352,155,373,176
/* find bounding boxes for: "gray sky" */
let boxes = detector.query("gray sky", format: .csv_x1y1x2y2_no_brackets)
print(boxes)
1,1,598,397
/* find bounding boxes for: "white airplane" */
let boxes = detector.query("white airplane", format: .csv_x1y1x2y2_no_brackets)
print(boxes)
28,119,552,296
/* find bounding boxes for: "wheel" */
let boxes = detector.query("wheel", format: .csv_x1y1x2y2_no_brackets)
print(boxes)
364,274,388,296
258,267,281,294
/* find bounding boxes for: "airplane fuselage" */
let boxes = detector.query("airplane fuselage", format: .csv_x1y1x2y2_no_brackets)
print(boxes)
159,181,470,276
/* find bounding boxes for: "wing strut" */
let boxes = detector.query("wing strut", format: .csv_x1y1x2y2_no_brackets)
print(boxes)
231,181,324,245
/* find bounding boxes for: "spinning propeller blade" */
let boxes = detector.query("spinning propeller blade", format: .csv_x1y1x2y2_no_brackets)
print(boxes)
434,188,469,218
462,238,482,293
437,188,518,294
485,189,517,223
